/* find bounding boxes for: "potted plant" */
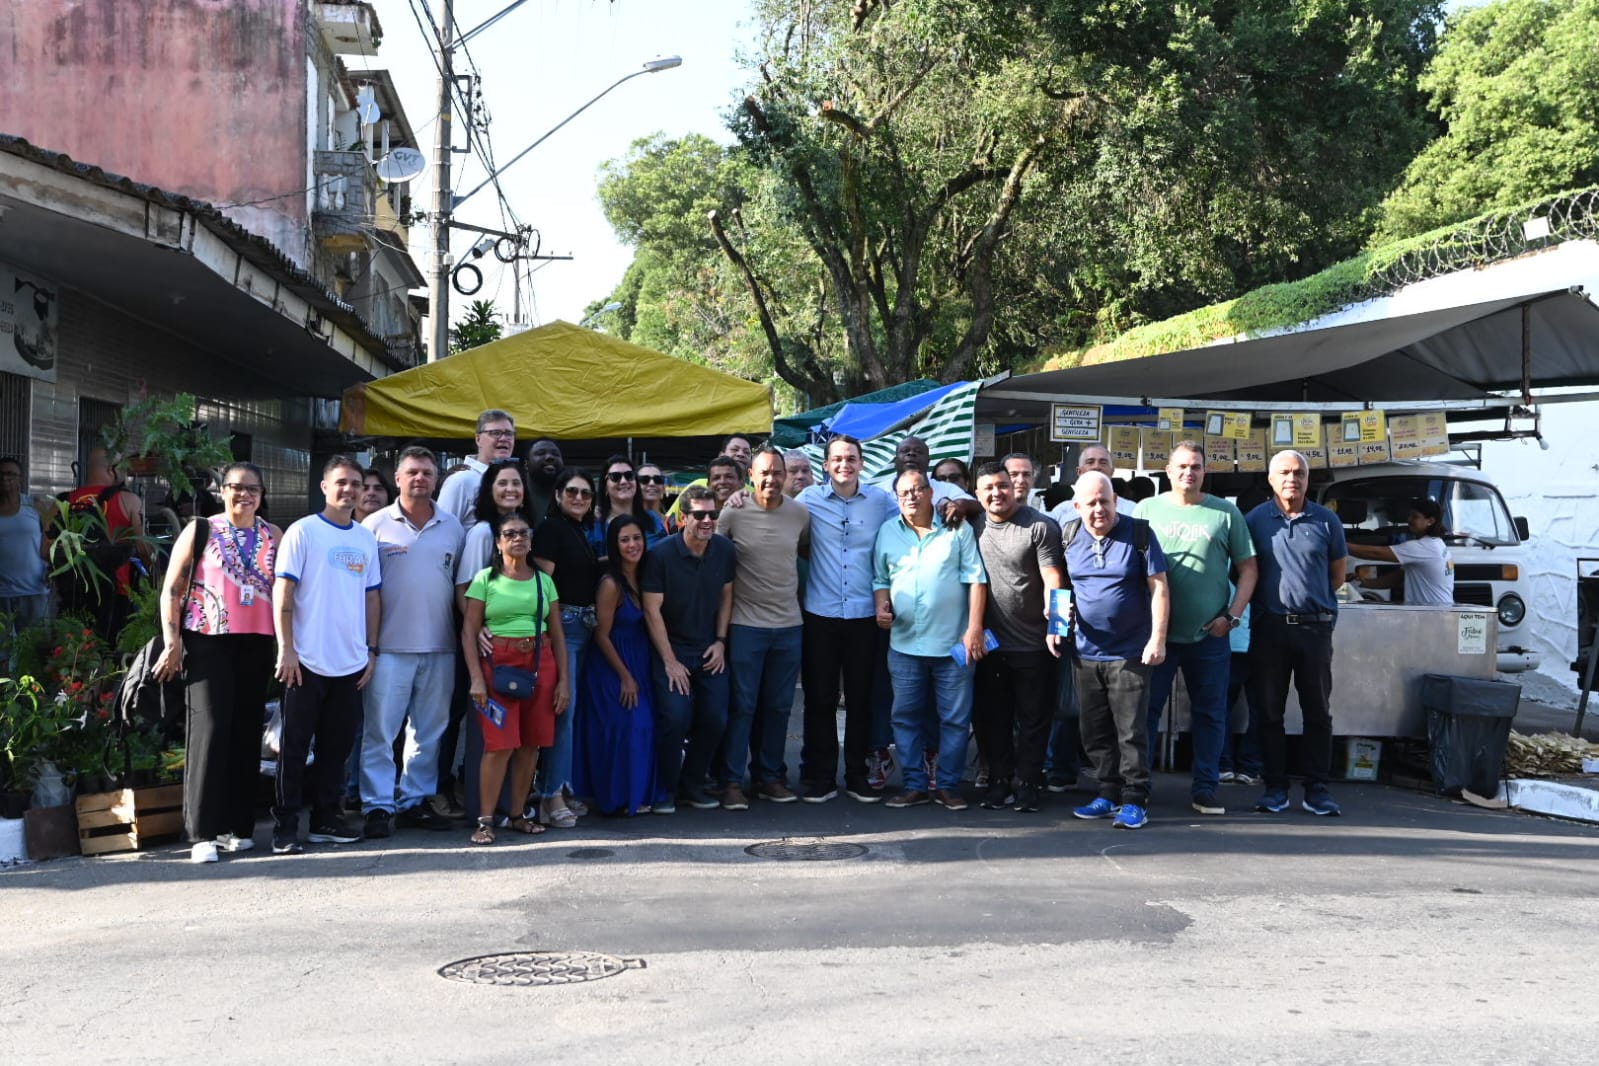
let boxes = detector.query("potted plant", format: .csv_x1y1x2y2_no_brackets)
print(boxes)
100,391,234,500
0,674,49,817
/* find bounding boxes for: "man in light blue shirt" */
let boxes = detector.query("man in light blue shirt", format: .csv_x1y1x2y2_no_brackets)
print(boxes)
872,469,987,811
794,435,896,802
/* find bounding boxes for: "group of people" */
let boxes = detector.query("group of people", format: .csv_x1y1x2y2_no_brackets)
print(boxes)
116,408,1459,863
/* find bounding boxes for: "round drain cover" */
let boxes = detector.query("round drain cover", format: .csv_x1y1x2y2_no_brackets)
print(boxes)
745,838,868,861
439,951,645,986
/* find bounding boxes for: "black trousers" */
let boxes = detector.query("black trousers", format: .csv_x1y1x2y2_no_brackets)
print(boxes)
1075,657,1151,806
1249,616,1335,791
273,665,363,835
799,613,879,787
974,648,1056,787
182,632,274,842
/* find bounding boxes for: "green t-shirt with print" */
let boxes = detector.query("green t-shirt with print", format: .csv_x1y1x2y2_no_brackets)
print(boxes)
1133,494,1255,643
464,568,557,637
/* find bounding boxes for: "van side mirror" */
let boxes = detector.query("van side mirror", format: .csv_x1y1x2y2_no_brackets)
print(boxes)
1514,516,1530,541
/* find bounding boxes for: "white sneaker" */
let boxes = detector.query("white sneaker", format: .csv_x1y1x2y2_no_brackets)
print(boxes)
215,833,254,853
190,841,219,864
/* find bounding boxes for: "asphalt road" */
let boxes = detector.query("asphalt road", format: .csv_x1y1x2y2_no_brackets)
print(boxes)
5,769,1597,1066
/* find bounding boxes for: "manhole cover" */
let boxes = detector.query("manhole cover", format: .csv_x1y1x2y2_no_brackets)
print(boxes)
566,848,615,859
745,838,868,861
439,952,645,986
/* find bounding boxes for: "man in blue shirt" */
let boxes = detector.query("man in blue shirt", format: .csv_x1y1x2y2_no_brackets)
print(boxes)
1245,449,1348,817
873,469,987,811
794,435,896,803
1064,472,1169,830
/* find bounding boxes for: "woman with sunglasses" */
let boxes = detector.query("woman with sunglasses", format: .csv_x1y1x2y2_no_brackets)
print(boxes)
574,515,657,815
592,454,667,561
528,467,600,827
636,463,671,547
153,462,280,864
462,511,567,844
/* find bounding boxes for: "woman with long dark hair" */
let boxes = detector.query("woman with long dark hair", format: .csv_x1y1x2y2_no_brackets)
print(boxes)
528,467,600,827
454,459,527,588
636,462,671,547
592,454,666,560
153,461,280,864
573,515,657,815
460,510,567,844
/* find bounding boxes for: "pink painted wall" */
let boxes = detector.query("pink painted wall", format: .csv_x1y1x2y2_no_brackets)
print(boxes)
0,0,310,264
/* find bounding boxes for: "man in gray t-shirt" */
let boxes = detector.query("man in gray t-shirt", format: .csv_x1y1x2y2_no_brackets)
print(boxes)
970,461,1065,812
715,445,811,807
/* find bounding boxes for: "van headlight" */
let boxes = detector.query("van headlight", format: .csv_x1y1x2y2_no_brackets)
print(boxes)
1497,593,1526,628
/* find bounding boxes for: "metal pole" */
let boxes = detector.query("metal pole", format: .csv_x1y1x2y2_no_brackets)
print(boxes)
427,0,455,362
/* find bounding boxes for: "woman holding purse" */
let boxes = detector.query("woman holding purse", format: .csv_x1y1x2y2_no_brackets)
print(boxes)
461,511,568,845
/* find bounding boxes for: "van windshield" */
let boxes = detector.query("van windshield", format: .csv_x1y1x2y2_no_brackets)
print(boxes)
1322,475,1519,546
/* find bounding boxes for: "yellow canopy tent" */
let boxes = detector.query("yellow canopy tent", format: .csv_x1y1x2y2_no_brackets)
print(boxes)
340,320,771,438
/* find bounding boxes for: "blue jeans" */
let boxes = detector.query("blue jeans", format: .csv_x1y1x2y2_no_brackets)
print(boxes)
887,648,974,792
720,624,803,786
652,650,730,802
1045,653,1082,779
1146,633,1232,798
536,612,589,800
359,650,455,813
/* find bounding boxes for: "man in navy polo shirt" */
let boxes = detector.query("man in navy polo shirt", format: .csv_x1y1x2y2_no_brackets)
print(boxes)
1064,472,1169,830
641,485,737,813
1245,449,1348,817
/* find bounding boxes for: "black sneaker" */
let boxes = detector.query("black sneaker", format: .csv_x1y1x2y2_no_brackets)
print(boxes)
799,781,838,804
844,777,883,804
1014,784,1042,812
1192,792,1226,816
271,836,303,855
307,816,363,844
363,809,392,839
396,804,454,831
1045,772,1073,794
979,782,1012,809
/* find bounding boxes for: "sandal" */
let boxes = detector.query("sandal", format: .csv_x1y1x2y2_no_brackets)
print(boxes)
470,817,495,845
537,801,578,829
507,816,546,836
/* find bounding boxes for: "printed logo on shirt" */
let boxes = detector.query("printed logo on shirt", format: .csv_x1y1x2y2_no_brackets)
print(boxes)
328,546,369,575
380,544,409,560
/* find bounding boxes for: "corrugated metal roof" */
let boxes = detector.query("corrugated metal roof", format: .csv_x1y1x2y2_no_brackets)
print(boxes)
0,133,409,372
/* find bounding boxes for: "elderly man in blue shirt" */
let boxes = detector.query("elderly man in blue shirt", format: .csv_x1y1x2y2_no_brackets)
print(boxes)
873,468,988,811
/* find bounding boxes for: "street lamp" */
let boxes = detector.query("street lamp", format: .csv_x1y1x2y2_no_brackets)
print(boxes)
580,301,624,328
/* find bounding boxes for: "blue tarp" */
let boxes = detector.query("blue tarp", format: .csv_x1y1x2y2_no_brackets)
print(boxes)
816,381,969,442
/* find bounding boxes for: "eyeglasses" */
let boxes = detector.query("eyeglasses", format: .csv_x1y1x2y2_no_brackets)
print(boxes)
605,471,636,483
479,429,515,440
687,509,720,523
563,487,594,499
224,483,263,495
896,486,929,500
637,474,665,486
500,528,531,539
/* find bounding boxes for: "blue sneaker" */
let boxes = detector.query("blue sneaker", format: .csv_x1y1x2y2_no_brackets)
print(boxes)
1255,789,1290,813
1302,788,1342,817
1112,803,1147,830
1072,797,1118,820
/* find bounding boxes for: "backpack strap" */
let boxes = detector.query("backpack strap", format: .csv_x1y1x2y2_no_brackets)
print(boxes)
1062,515,1149,559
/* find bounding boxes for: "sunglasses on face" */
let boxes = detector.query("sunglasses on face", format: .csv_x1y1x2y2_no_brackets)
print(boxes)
563,487,594,499
637,475,665,486
605,471,636,483
687,509,720,523
500,528,531,539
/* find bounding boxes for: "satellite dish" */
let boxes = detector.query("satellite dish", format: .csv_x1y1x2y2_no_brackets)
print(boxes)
357,100,381,126
375,147,426,183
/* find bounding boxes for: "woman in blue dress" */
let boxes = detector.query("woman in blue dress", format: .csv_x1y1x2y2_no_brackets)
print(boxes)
574,514,657,815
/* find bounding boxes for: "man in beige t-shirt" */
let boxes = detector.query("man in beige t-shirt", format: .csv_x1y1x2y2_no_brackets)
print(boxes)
716,444,811,806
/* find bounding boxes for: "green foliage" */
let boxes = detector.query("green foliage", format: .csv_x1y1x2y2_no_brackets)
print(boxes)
450,300,503,353
1375,0,1599,241
104,392,234,497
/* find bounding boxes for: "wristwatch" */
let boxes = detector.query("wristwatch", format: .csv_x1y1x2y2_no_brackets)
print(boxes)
1226,615,1242,630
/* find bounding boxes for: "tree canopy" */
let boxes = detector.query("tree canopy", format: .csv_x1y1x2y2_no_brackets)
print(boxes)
1375,0,1599,242
598,0,1443,405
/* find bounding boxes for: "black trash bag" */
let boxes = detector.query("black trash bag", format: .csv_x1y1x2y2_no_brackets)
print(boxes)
1421,674,1520,797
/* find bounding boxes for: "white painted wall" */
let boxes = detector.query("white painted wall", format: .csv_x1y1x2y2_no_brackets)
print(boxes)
1479,401,1599,705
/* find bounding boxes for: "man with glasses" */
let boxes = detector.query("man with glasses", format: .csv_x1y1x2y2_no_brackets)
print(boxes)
794,435,896,803
873,469,987,811
716,445,809,807
359,446,464,838
641,485,737,812
439,409,516,530
1064,472,1169,831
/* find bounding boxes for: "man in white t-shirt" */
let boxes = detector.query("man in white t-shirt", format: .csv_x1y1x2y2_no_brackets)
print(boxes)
1347,498,1455,605
437,409,516,530
359,446,464,838
271,456,382,854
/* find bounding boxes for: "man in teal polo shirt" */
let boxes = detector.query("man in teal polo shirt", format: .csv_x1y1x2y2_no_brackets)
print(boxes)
872,468,987,811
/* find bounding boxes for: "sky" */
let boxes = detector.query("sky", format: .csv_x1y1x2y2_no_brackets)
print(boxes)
359,0,757,330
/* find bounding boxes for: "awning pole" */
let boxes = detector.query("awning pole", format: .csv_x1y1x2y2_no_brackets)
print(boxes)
1521,302,1533,407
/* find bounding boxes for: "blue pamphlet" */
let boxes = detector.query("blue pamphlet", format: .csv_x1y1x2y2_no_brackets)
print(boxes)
1048,588,1074,638
950,629,1000,667
479,698,507,728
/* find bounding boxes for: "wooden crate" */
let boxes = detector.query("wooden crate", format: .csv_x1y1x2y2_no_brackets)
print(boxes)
75,784,184,856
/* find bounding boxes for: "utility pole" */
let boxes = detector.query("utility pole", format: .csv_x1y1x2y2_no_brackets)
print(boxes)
427,0,455,362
